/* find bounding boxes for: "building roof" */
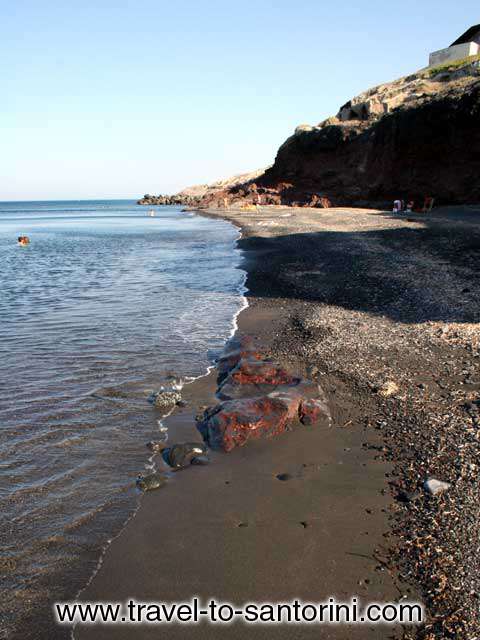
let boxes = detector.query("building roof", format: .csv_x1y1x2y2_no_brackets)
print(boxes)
451,24,480,46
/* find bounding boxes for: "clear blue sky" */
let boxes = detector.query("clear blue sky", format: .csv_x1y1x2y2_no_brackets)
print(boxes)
1,0,478,200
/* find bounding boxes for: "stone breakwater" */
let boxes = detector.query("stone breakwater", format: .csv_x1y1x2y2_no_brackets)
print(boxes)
196,335,331,451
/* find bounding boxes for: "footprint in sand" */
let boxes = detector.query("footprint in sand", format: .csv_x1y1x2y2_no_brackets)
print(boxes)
276,473,293,481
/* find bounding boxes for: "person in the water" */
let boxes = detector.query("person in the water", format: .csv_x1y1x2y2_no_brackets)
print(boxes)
17,235,30,246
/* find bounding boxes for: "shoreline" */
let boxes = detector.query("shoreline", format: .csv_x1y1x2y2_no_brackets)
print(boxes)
75,304,399,640
74,223,250,601
1,204,247,640
74,203,480,639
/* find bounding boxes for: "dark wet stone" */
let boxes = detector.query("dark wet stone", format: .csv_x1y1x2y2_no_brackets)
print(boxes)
190,455,210,466
306,364,319,378
136,472,168,492
162,442,208,469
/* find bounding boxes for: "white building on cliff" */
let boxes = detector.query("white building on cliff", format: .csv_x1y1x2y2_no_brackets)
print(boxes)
429,24,480,67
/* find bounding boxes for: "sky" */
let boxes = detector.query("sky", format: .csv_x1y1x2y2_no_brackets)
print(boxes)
1,0,479,200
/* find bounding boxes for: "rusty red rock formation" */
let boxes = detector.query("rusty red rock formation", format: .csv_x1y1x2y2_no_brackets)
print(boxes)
196,336,331,452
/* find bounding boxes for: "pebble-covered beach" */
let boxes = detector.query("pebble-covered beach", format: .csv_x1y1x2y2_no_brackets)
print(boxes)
75,204,480,640
205,204,480,638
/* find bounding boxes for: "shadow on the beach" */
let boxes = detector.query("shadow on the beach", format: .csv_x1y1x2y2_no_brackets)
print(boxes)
239,210,480,324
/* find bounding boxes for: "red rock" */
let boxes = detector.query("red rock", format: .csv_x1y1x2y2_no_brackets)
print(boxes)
217,336,262,381
196,392,302,452
298,398,331,426
217,381,275,401
198,335,331,451
228,358,296,386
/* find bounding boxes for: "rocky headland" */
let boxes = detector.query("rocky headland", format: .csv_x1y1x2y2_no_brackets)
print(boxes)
137,167,267,206
194,56,480,209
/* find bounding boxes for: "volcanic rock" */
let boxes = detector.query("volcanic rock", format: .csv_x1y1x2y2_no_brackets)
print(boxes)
196,392,303,452
161,442,209,469
298,397,331,426
148,390,182,410
196,335,331,451
136,472,168,492
216,335,263,382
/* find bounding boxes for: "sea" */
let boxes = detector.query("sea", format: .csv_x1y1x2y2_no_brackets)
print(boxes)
0,200,246,638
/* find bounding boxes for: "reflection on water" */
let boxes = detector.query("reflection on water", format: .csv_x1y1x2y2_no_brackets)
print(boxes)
0,200,245,638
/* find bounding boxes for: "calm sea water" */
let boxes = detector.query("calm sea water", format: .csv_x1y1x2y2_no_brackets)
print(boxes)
0,200,245,638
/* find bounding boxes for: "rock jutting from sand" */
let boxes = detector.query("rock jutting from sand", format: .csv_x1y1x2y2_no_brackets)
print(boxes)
161,442,209,469
148,389,182,410
216,334,263,381
196,335,331,452
136,471,168,492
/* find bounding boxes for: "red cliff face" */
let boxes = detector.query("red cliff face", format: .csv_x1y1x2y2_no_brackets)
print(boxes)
199,61,480,208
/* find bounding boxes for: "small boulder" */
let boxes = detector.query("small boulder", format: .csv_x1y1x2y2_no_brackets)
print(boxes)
424,477,451,496
136,472,168,492
197,391,302,452
148,390,182,410
306,364,319,378
216,336,262,381
227,358,295,386
162,442,209,469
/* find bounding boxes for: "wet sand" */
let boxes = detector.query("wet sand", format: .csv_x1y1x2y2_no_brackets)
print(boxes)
75,302,398,640
75,205,480,639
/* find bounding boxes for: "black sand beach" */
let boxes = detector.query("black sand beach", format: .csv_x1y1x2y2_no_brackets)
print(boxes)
72,204,480,639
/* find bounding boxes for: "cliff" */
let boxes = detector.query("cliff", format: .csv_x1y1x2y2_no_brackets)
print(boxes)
199,56,480,209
